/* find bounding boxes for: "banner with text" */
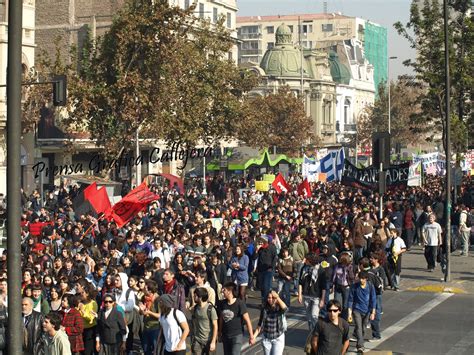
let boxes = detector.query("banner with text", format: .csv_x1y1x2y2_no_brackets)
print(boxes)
342,159,409,189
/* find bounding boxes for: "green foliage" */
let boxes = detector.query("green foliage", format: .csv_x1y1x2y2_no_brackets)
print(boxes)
236,86,315,154
357,78,425,147
25,0,260,156
394,0,473,151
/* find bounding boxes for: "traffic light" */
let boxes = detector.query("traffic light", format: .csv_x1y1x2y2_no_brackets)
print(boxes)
372,132,390,167
52,75,67,106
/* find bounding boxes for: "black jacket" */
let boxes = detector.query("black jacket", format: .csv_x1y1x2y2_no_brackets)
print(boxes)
23,310,45,355
253,244,278,272
97,306,127,345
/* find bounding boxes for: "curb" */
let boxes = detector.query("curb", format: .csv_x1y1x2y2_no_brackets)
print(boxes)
406,284,466,294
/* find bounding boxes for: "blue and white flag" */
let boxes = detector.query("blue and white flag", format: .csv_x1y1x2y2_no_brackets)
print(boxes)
302,148,345,182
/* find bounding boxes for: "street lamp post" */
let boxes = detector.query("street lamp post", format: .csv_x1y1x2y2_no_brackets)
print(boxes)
443,0,451,282
387,56,397,134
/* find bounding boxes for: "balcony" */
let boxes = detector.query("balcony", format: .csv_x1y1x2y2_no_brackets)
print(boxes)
239,33,262,40
344,123,357,132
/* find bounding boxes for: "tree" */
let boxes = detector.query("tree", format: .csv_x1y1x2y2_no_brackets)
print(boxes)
394,0,473,152
356,78,425,147
236,86,315,154
23,0,260,157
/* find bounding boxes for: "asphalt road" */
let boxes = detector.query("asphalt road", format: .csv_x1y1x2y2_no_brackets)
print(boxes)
238,290,474,355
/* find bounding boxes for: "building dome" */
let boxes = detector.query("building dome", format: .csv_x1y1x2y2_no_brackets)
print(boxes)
275,23,292,45
260,23,309,78
328,51,351,85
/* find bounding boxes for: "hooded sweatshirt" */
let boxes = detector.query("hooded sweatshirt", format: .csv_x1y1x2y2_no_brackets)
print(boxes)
115,272,137,314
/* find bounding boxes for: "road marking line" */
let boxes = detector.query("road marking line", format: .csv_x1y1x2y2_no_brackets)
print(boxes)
364,292,454,352
445,329,474,355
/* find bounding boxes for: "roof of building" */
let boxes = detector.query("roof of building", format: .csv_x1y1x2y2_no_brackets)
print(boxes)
328,50,351,85
260,24,310,78
237,13,351,23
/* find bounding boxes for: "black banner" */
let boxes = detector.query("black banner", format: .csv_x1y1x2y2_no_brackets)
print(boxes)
341,159,409,189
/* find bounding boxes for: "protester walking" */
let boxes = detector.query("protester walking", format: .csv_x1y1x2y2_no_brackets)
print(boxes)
95,294,127,355
218,282,255,355
309,300,350,355
43,312,72,355
298,254,327,331
347,271,376,353
158,294,190,355
191,287,218,355
254,290,287,355
422,214,443,271
385,228,407,291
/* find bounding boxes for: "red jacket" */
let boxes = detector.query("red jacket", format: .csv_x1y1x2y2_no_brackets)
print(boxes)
61,308,85,352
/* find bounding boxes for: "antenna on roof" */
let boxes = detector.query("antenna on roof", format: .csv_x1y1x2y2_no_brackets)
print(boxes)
324,1,328,14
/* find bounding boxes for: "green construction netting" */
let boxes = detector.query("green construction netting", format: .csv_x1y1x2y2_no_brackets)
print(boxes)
364,21,387,98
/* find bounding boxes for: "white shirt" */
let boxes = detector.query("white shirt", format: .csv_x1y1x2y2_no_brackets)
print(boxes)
422,222,442,246
160,309,187,352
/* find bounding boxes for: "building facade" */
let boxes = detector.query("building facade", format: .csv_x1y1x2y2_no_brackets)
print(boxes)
237,13,386,95
244,24,375,149
0,0,36,194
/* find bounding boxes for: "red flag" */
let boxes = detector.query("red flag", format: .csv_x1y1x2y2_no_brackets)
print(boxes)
105,182,159,227
271,173,291,194
84,182,111,215
297,178,312,198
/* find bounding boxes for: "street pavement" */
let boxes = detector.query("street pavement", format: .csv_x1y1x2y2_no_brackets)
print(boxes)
236,245,474,355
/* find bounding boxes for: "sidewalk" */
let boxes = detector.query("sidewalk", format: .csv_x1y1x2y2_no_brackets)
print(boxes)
399,245,474,294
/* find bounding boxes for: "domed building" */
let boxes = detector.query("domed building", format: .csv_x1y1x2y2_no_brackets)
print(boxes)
245,23,338,146
243,23,375,149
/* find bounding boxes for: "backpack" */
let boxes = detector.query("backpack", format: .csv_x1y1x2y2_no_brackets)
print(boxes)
465,211,474,228
334,265,349,287
368,269,384,295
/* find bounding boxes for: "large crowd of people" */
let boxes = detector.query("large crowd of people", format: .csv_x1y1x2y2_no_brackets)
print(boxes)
0,172,472,355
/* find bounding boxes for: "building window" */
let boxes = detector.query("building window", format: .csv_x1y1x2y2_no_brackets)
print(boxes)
241,41,259,50
303,41,312,49
184,0,190,9
199,3,205,18
213,8,218,23
322,23,333,32
0,0,5,22
267,42,274,49
344,98,351,124
227,12,232,28
288,25,294,33
267,26,274,34
300,24,312,33
228,51,233,61
25,29,33,38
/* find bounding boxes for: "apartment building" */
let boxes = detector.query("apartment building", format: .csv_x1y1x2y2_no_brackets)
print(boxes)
0,0,36,194
237,13,387,93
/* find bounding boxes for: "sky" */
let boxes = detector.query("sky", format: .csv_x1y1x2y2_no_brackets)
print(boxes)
237,0,416,80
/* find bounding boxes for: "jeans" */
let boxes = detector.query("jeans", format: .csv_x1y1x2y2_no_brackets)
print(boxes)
191,339,216,355
222,334,242,355
277,279,292,307
262,333,285,355
303,296,320,331
404,228,415,249
370,294,382,339
319,284,331,319
334,285,350,320
353,310,370,348
294,261,304,291
141,328,160,355
460,229,470,255
260,270,274,301
424,245,438,270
